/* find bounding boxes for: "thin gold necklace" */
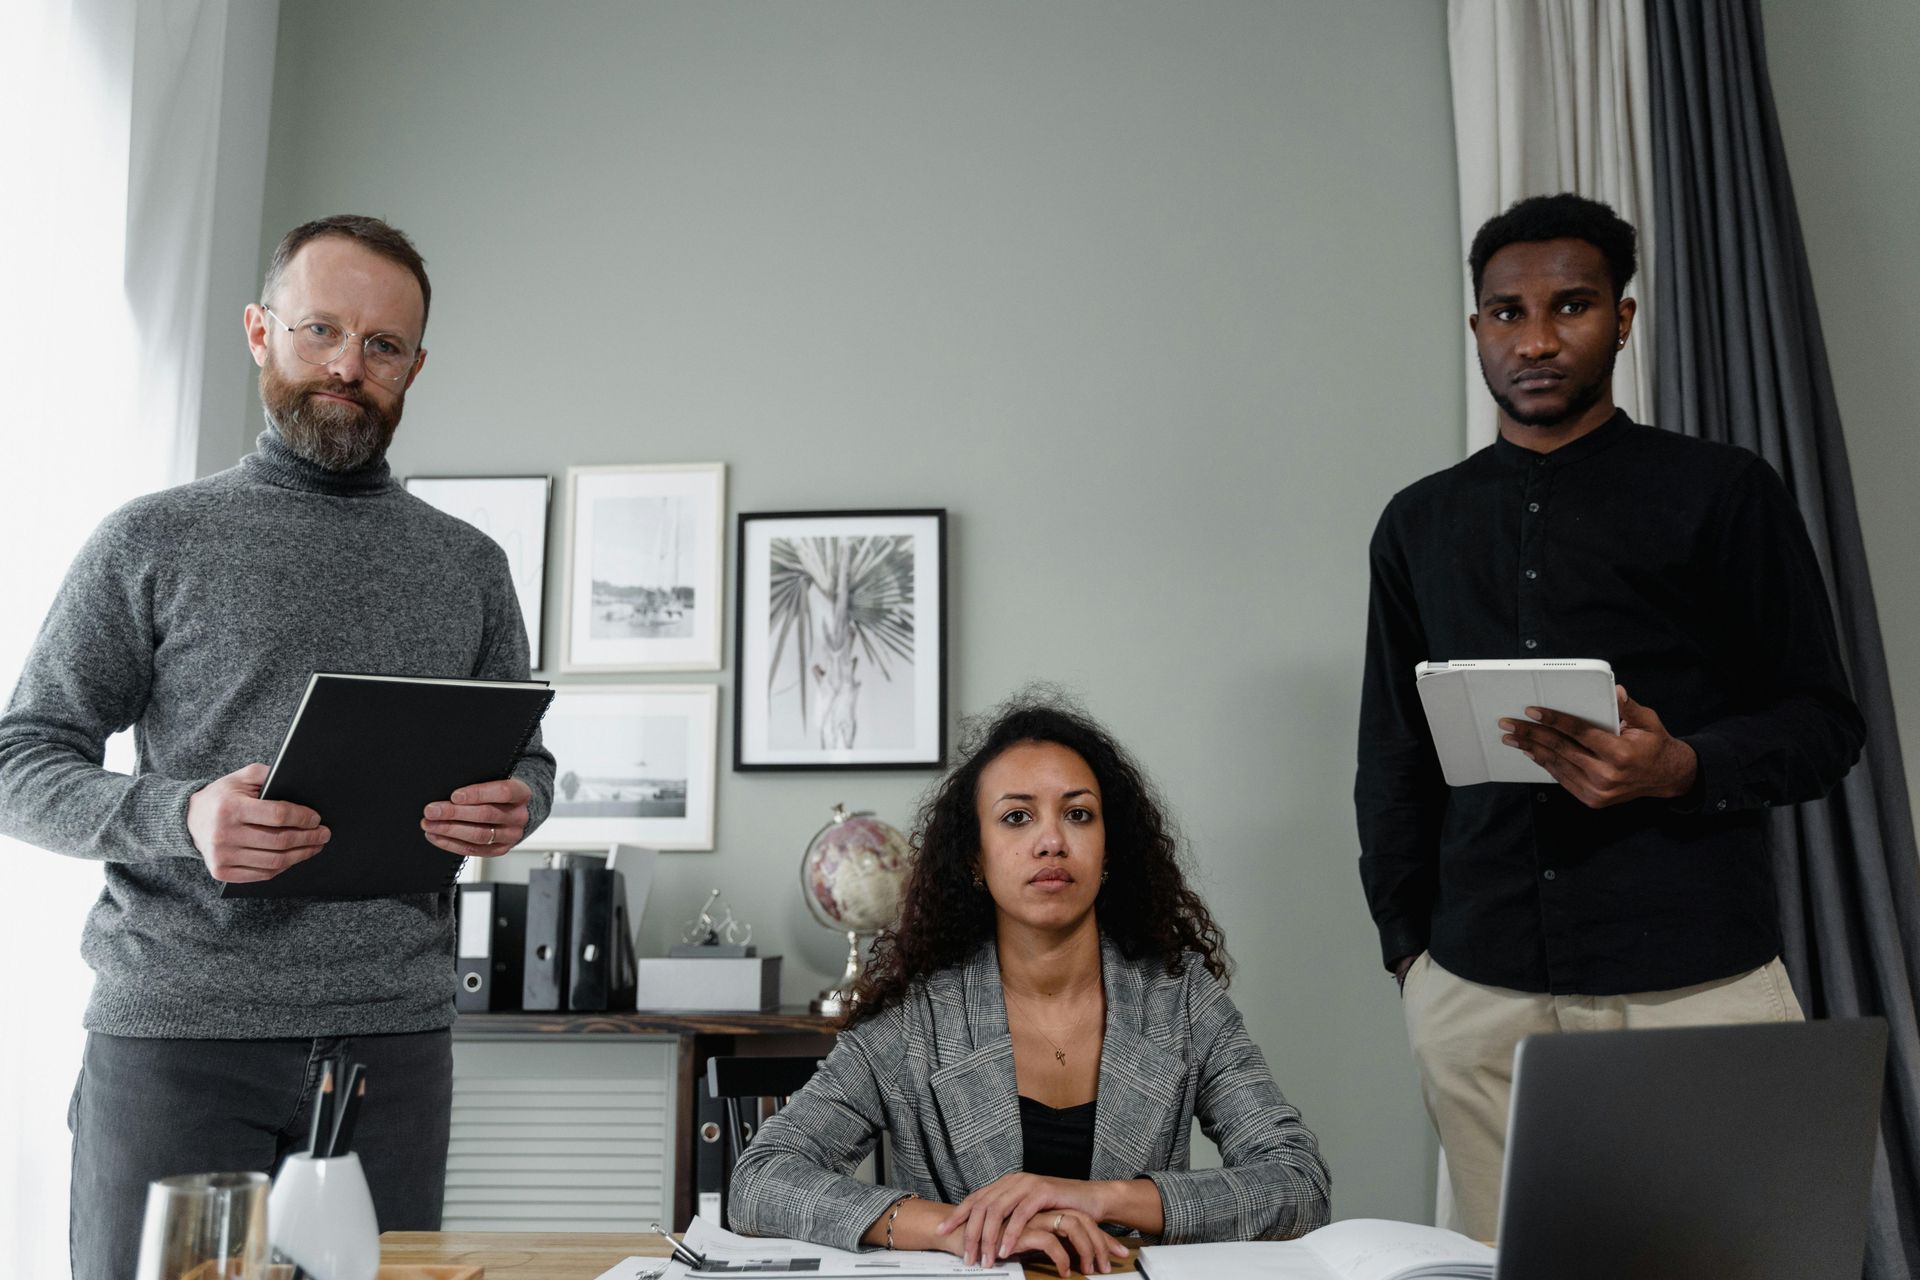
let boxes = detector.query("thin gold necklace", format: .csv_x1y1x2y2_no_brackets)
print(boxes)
1004,987,1098,1067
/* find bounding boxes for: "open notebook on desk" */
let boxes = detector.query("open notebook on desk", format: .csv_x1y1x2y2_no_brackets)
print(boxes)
1140,1219,1491,1280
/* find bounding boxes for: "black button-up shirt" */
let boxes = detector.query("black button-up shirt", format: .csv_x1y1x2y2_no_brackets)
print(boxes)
1356,412,1863,995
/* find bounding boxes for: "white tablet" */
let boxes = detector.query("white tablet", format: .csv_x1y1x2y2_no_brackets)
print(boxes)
1413,658,1620,786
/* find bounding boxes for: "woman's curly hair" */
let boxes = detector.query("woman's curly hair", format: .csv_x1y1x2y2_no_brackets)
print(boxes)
847,689,1229,1026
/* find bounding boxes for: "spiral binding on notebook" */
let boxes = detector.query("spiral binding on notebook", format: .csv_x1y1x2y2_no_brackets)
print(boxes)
438,688,556,890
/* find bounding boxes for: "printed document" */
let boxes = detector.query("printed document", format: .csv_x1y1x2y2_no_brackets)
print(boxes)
597,1217,1025,1280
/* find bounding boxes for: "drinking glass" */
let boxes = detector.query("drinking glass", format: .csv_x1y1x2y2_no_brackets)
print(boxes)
134,1170,270,1280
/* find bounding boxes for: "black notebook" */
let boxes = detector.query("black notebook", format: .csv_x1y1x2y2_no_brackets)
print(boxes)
222,673,554,900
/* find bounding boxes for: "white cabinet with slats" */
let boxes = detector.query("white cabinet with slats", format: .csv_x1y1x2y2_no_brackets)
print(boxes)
446,1038,676,1231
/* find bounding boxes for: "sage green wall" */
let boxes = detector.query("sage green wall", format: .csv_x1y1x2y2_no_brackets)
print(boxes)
255,0,1463,1221
1761,0,1920,823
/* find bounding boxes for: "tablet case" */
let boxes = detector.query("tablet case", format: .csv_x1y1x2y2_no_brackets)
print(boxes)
1414,658,1619,786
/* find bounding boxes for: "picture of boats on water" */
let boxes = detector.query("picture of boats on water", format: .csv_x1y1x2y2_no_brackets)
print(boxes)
563,464,725,673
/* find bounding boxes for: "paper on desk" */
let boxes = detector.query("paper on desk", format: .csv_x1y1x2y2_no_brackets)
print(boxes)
595,1260,669,1280
645,1216,1023,1280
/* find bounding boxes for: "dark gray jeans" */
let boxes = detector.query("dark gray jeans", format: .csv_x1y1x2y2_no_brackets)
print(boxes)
69,1029,452,1280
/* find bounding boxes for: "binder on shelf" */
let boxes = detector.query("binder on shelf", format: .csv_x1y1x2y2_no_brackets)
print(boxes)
609,891,638,1011
521,863,571,1012
567,865,614,1011
223,672,553,900
694,1074,727,1226
455,882,528,1013
567,861,639,1013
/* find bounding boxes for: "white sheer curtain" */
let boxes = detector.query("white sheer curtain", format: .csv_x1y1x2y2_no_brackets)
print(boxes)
0,1,273,1273
1436,0,1656,1231
1448,0,1656,452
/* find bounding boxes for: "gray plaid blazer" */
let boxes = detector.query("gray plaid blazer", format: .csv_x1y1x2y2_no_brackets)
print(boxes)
728,937,1330,1249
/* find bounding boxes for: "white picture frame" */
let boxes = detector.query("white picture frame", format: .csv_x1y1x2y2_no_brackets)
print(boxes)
561,463,726,672
403,474,552,670
523,684,719,851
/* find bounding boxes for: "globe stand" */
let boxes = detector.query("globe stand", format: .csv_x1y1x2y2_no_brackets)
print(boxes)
810,930,864,1016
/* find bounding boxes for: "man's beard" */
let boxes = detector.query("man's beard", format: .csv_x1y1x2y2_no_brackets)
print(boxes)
1480,343,1617,428
260,359,403,471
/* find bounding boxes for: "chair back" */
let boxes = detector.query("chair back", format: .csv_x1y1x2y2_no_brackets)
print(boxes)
702,1055,891,1224
703,1055,827,1226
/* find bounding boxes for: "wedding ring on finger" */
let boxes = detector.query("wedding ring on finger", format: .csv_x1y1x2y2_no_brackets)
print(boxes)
1052,1214,1063,1232
486,825,496,845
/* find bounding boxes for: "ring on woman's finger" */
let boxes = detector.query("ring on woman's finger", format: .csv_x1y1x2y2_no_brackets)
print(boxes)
1052,1213,1063,1232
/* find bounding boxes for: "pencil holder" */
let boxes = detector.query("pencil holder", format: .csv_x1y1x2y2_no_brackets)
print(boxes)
268,1152,379,1280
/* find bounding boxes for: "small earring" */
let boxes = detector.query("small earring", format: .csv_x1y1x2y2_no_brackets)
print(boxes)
971,869,985,889
1100,869,1109,885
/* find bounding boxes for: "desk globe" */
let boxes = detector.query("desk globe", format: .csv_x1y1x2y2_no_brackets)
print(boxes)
801,804,912,1015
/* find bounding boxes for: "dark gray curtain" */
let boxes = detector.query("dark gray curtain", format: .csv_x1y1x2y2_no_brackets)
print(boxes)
1648,1,1920,1276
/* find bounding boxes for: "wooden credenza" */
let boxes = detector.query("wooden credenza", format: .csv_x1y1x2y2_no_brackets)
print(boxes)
449,1008,836,1232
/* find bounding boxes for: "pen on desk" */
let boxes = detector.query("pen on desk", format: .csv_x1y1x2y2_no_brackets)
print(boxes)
650,1221,710,1270
327,1067,367,1158
305,1059,336,1157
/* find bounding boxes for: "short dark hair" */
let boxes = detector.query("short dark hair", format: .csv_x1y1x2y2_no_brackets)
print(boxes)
847,687,1229,1026
1468,193,1637,303
261,214,432,334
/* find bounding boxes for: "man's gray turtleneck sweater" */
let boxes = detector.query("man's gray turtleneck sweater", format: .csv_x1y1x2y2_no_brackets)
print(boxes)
0,428,555,1038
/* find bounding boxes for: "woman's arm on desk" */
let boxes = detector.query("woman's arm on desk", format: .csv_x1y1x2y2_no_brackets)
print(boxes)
1144,969,1330,1242
726,1030,908,1252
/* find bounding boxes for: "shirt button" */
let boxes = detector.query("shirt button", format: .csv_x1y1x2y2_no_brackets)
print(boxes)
1543,869,1557,880
1716,799,1728,811
1527,501,1541,513
1525,569,1539,580
1524,639,1539,650
1537,791,1549,803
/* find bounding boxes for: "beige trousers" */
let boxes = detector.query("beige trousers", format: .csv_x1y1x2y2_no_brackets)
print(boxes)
1401,952,1803,1241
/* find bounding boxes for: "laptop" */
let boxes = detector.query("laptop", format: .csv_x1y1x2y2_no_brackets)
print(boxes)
1495,1018,1887,1280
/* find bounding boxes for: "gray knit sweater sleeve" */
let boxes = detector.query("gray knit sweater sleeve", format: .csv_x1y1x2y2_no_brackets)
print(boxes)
0,494,206,863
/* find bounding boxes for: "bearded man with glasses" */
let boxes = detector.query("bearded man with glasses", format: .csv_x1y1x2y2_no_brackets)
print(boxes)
0,215,555,1280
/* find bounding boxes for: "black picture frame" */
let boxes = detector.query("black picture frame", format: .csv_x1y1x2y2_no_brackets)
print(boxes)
732,508,947,772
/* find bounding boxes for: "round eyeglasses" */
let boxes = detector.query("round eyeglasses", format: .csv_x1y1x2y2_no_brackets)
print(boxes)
261,306,419,384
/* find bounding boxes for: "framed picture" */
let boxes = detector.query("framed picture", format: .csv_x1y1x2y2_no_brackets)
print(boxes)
561,463,726,672
524,684,719,851
734,509,946,771
403,474,551,669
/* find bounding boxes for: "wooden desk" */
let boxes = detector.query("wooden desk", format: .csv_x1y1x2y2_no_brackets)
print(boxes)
454,1008,838,1227
383,1231,664,1279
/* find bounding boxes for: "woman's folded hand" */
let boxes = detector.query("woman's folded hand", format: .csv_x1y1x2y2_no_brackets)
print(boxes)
936,1174,1130,1273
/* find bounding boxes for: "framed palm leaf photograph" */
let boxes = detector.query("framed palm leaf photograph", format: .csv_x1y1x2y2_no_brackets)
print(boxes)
733,509,946,771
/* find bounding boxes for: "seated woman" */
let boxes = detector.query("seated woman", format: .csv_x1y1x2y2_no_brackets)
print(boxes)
729,695,1330,1272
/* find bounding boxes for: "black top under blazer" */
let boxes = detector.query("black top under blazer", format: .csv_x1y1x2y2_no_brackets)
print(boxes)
728,937,1332,1248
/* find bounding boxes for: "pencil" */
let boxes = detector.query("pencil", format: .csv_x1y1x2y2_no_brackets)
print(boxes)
327,1068,368,1158
305,1059,336,1157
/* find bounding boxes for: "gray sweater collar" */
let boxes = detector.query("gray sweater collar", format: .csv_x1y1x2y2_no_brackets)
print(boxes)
242,422,396,496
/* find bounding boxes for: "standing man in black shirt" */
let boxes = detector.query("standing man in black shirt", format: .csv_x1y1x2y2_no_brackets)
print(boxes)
1355,193,1863,1239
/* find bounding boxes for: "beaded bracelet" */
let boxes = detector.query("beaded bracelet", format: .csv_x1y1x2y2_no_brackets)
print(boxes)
884,1193,918,1250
